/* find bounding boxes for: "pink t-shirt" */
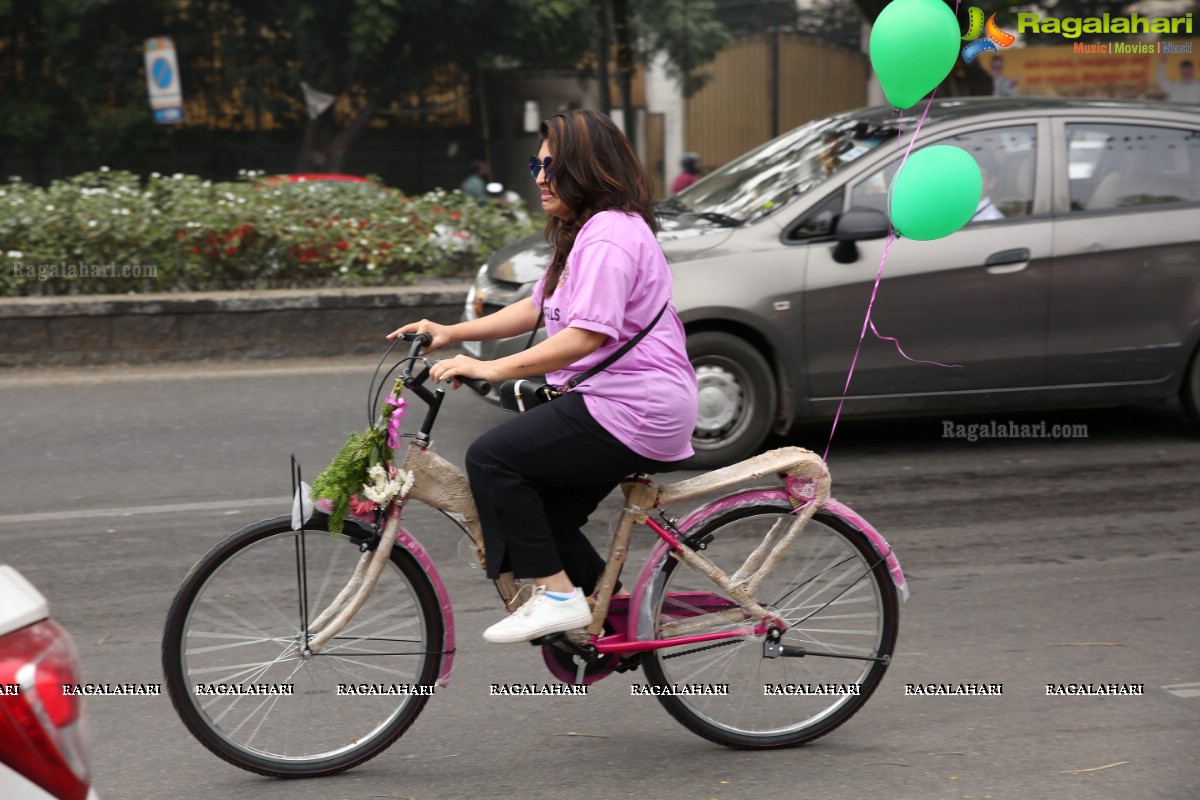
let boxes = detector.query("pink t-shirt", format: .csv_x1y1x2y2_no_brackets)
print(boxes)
532,210,697,462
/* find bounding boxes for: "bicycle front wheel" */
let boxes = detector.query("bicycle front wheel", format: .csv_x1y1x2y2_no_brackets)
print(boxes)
642,495,899,748
162,514,444,777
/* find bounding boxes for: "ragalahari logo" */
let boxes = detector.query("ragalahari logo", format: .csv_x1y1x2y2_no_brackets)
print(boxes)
961,8,1015,63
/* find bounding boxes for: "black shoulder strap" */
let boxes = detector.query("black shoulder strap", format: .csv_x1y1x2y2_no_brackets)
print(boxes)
522,309,544,353
563,300,670,390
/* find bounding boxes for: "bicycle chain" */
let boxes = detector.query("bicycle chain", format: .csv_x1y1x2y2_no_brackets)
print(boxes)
662,637,744,660
660,603,752,661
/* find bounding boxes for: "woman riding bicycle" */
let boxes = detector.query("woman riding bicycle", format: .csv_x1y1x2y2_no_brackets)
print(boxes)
390,109,697,644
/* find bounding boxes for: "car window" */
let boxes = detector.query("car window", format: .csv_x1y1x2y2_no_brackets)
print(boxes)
1066,130,1108,180
850,125,1037,224
1066,123,1200,212
786,189,843,242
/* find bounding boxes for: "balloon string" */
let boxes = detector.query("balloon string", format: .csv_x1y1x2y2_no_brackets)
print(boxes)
886,90,936,225
823,91,948,463
868,319,963,368
822,230,898,463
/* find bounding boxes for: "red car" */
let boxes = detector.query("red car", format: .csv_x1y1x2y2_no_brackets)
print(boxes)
257,173,379,187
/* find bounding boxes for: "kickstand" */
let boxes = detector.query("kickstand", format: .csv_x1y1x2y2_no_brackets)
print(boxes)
574,655,588,686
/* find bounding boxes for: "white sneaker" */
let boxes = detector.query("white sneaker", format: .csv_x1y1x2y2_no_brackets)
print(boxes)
483,586,593,644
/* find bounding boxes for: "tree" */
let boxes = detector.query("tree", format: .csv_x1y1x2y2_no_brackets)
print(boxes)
0,0,176,182
613,0,634,145
592,0,613,113
580,0,731,142
634,0,731,97
0,0,736,180
266,0,609,171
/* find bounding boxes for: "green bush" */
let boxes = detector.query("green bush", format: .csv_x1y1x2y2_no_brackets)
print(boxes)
0,169,539,296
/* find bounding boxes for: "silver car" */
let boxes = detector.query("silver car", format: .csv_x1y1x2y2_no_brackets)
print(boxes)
463,98,1200,467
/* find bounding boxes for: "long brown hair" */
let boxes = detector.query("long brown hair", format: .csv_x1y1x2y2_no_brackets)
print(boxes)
538,109,657,302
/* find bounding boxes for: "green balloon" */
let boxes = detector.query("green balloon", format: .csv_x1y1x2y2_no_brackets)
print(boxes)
889,146,982,241
869,0,961,109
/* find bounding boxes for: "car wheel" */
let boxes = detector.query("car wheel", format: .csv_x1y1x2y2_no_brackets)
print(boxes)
1183,344,1200,425
684,331,777,469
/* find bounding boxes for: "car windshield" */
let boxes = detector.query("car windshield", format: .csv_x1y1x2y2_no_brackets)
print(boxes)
664,113,897,225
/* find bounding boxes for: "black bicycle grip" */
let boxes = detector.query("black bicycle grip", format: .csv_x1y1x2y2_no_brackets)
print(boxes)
457,375,492,396
400,332,433,347
425,358,491,396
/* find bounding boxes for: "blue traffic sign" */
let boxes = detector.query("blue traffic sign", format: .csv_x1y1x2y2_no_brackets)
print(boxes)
151,58,173,89
144,36,184,125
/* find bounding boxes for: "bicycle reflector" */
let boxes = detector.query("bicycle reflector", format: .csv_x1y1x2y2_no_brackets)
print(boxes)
0,619,93,800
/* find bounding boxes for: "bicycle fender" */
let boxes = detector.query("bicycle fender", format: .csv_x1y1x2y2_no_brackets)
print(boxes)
821,497,908,602
341,517,457,688
626,489,908,643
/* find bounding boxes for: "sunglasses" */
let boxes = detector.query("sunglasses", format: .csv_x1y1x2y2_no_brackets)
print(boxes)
528,155,553,180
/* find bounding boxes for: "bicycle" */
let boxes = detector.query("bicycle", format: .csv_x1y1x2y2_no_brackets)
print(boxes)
161,334,908,778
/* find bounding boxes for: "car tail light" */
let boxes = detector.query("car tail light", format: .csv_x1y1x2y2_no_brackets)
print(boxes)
0,619,92,800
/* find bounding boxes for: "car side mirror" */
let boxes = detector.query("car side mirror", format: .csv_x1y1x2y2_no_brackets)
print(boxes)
832,207,891,264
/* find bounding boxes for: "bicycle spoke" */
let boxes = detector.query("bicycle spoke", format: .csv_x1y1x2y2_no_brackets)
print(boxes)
184,631,289,656
192,595,291,645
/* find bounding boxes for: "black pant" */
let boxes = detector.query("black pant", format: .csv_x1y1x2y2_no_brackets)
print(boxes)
465,392,678,593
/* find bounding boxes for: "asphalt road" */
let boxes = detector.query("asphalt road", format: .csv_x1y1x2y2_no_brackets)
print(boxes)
1,357,1197,800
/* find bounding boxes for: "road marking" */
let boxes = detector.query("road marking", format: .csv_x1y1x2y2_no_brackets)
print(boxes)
0,497,289,526
1162,683,1200,698
0,349,468,388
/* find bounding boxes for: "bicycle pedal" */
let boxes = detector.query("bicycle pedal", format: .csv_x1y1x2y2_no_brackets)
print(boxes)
530,631,583,649
530,632,566,647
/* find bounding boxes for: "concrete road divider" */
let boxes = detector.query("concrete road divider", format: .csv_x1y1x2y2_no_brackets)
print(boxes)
0,284,469,367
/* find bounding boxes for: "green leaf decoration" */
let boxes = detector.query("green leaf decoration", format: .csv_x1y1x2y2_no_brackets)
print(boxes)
310,425,393,535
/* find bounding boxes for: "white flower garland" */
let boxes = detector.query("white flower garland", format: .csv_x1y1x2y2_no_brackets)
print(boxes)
361,465,416,505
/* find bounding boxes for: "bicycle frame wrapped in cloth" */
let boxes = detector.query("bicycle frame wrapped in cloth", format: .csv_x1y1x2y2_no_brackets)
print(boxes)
497,379,561,413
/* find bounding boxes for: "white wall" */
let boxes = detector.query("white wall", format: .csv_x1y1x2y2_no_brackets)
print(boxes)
643,50,686,192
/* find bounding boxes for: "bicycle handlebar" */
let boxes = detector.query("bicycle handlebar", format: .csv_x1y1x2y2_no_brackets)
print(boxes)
395,333,492,397
429,363,492,397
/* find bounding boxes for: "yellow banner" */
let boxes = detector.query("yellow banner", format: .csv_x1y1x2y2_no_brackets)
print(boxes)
982,40,1197,101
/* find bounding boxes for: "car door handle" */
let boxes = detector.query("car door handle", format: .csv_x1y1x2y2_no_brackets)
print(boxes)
985,248,1031,274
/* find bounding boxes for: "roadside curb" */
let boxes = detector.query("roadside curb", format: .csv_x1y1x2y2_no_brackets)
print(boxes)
0,284,470,367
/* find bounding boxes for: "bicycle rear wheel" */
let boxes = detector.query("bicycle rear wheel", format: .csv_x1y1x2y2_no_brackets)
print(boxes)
642,495,899,748
162,513,444,777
